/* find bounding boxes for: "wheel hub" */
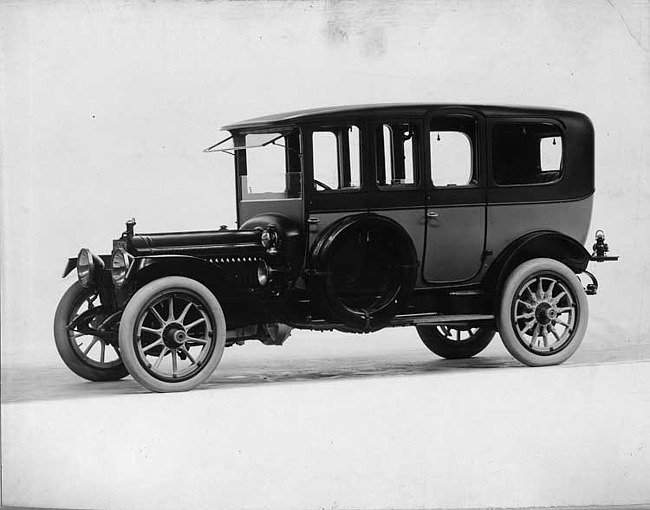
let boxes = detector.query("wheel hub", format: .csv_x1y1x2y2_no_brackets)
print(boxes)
534,302,557,325
163,323,187,348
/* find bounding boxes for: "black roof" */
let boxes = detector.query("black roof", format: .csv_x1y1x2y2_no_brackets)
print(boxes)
222,103,586,131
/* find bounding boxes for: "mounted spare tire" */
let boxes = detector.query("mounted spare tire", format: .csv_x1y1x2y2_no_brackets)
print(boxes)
309,214,418,332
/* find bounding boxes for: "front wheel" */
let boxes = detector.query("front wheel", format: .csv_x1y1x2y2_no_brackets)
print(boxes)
118,276,226,392
498,258,588,366
416,325,495,359
54,282,128,381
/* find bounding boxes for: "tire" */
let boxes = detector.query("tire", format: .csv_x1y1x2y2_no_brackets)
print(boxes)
118,276,226,392
54,282,128,382
309,214,417,332
416,325,495,359
498,258,588,366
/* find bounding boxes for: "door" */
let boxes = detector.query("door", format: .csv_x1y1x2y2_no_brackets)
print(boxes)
423,112,486,283
305,117,426,285
305,122,367,249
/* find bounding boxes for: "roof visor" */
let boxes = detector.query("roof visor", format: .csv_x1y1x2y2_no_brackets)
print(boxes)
203,133,284,154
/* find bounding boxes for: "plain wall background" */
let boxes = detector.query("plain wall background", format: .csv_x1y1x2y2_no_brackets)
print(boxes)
1,0,649,361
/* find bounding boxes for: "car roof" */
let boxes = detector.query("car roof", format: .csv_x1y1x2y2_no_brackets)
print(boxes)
221,103,586,131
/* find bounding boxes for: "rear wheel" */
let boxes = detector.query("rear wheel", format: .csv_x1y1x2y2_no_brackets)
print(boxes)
119,277,226,392
498,258,588,366
416,325,495,359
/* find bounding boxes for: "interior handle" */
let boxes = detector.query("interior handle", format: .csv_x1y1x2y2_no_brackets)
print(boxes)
427,211,439,219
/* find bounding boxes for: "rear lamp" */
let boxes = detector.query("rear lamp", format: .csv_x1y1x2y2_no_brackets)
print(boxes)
77,248,104,288
111,248,133,289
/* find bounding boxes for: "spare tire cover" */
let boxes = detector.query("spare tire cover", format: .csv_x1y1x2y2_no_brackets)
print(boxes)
309,214,418,332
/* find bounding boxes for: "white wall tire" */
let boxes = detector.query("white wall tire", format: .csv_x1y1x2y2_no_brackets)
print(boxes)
498,258,588,367
119,276,226,392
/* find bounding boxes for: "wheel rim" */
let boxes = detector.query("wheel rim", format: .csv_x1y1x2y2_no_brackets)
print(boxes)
134,290,216,383
68,291,122,369
511,273,578,355
435,326,481,343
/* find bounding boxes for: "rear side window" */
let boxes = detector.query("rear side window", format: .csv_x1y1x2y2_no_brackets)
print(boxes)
540,136,563,171
492,122,564,185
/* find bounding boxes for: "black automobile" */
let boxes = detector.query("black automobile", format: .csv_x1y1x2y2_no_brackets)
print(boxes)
54,104,618,392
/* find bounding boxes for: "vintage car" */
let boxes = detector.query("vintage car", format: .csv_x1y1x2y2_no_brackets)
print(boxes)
54,104,618,392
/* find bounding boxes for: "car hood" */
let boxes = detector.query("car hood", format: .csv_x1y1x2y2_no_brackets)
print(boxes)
129,229,265,259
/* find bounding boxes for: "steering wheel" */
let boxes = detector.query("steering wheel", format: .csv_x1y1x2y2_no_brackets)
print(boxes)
313,179,333,191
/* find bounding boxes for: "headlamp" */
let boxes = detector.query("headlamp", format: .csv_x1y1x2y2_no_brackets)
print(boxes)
257,260,270,286
77,248,104,288
111,248,133,289
260,225,279,255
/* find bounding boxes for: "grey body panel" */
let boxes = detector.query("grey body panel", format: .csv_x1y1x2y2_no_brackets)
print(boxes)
423,205,486,284
239,199,303,227
484,195,594,268
303,200,591,291
372,209,426,286
306,211,357,252
306,209,425,285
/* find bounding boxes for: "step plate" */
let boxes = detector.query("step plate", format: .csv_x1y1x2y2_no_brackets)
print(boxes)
391,313,495,327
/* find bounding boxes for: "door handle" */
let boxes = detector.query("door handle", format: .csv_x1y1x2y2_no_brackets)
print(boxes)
307,217,321,224
427,211,439,219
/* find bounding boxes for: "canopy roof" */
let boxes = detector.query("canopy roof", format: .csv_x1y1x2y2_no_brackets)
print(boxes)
221,103,584,131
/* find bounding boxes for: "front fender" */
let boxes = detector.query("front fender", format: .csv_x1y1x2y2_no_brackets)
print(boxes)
62,255,112,278
126,255,277,329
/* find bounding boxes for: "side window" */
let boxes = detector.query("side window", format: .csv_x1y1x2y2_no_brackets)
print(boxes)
540,136,563,171
312,126,361,191
376,123,417,187
430,131,473,186
492,122,564,185
245,133,288,194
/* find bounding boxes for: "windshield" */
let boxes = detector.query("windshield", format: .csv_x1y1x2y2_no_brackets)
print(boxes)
204,132,284,153
205,129,302,201
240,130,302,201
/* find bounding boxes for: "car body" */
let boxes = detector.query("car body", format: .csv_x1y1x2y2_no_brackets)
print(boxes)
54,103,618,392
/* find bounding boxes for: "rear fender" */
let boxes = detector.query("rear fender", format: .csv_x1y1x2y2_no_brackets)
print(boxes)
484,230,590,300
127,255,277,328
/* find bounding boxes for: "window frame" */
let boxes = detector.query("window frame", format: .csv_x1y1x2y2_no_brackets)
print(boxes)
425,112,482,191
539,135,563,172
233,128,304,201
310,124,363,194
429,129,476,188
373,118,422,192
489,118,566,188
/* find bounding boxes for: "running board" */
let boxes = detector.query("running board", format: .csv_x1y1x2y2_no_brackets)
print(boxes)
390,313,495,327
288,313,495,331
